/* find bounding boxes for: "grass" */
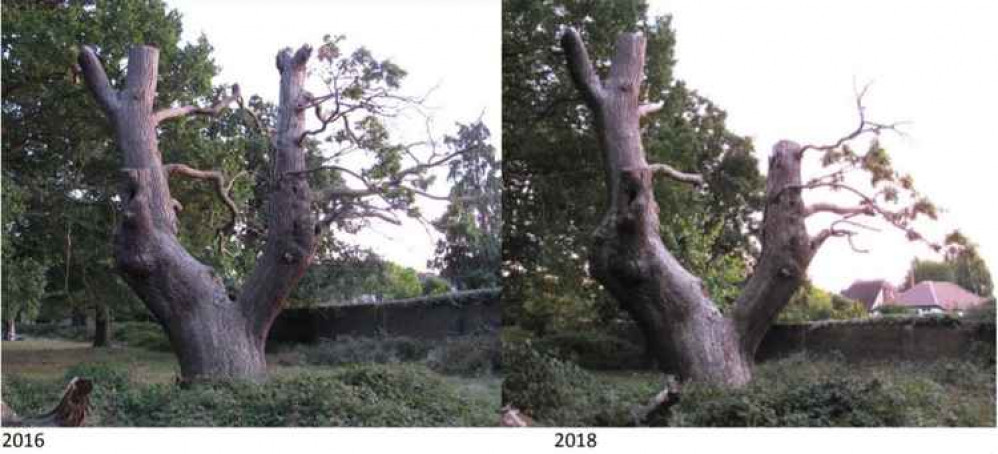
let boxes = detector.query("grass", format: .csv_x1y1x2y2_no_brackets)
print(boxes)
1,334,500,427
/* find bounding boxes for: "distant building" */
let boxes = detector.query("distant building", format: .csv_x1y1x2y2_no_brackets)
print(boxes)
886,281,987,315
840,280,897,312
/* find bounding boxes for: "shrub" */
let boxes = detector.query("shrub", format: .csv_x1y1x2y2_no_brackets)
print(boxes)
17,323,89,341
666,356,994,427
501,339,647,426
4,364,495,426
303,336,433,367
535,331,646,370
426,335,500,376
114,322,172,352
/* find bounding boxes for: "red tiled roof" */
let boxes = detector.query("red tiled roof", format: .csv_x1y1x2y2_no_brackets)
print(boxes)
841,280,896,311
890,281,986,311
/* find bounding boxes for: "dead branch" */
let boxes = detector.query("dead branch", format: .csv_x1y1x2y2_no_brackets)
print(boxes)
561,28,604,106
646,163,704,186
153,84,241,124
798,84,905,156
77,46,119,115
803,202,874,217
638,101,665,117
163,163,239,234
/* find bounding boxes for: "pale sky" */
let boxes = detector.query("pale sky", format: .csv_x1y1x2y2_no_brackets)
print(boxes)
165,0,501,271
650,0,998,292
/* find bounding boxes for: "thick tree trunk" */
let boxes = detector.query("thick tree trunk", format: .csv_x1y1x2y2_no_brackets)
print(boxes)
563,30,815,387
70,307,86,327
78,45,315,382
3,318,15,341
92,301,110,348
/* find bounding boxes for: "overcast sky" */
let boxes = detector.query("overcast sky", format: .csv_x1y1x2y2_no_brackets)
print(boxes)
165,0,500,271
649,0,997,292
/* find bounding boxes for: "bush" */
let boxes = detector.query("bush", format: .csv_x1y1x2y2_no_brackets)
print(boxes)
666,356,995,427
426,335,500,376
114,322,172,352
303,336,433,367
17,323,89,341
3,363,495,426
535,331,646,370
501,340,648,426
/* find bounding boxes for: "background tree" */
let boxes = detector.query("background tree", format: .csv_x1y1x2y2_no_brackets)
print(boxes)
2,0,251,346
777,280,866,323
1,175,48,340
502,0,762,334
430,122,501,290
557,23,937,386
943,231,993,297
899,231,993,297
901,259,956,290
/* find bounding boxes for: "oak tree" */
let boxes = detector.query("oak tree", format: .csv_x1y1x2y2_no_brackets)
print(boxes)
561,28,937,386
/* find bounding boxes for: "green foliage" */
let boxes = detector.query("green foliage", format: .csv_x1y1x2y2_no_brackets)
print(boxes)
670,356,995,427
779,281,867,323
944,231,994,297
381,262,422,300
503,351,995,427
425,335,501,377
2,0,240,338
430,123,501,290
421,275,451,296
501,339,659,426
534,331,646,370
903,259,956,289
295,334,499,377
302,336,435,367
290,251,424,306
113,322,172,352
502,0,763,332
3,363,494,426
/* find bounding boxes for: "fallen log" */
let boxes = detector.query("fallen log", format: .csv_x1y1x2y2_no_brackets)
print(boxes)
1,377,92,427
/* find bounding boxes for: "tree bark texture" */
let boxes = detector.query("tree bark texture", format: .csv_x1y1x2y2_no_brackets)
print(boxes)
3,319,15,341
92,301,110,347
563,30,816,387
78,45,316,382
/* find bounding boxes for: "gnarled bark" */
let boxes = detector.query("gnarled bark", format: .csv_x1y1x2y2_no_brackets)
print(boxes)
77,44,316,382
563,29,817,387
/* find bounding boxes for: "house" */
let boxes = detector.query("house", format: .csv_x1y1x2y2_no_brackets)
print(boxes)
886,281,987,315
840,280,897,312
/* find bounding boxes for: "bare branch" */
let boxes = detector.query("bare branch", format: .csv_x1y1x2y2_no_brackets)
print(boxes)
798,86,905,155
153,85,241,124
638,101,665,118
646,163,704,186
77,45,119,115
163,163,239,234
803,202,874,217
560,28,604,106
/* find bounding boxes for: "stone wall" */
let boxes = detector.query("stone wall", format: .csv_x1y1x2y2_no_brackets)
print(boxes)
610,317,994,369
756,317,995,362
268,288,500,343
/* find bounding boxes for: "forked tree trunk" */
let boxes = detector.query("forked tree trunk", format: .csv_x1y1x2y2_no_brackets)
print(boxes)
563,30,816,387
78,45,316,382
